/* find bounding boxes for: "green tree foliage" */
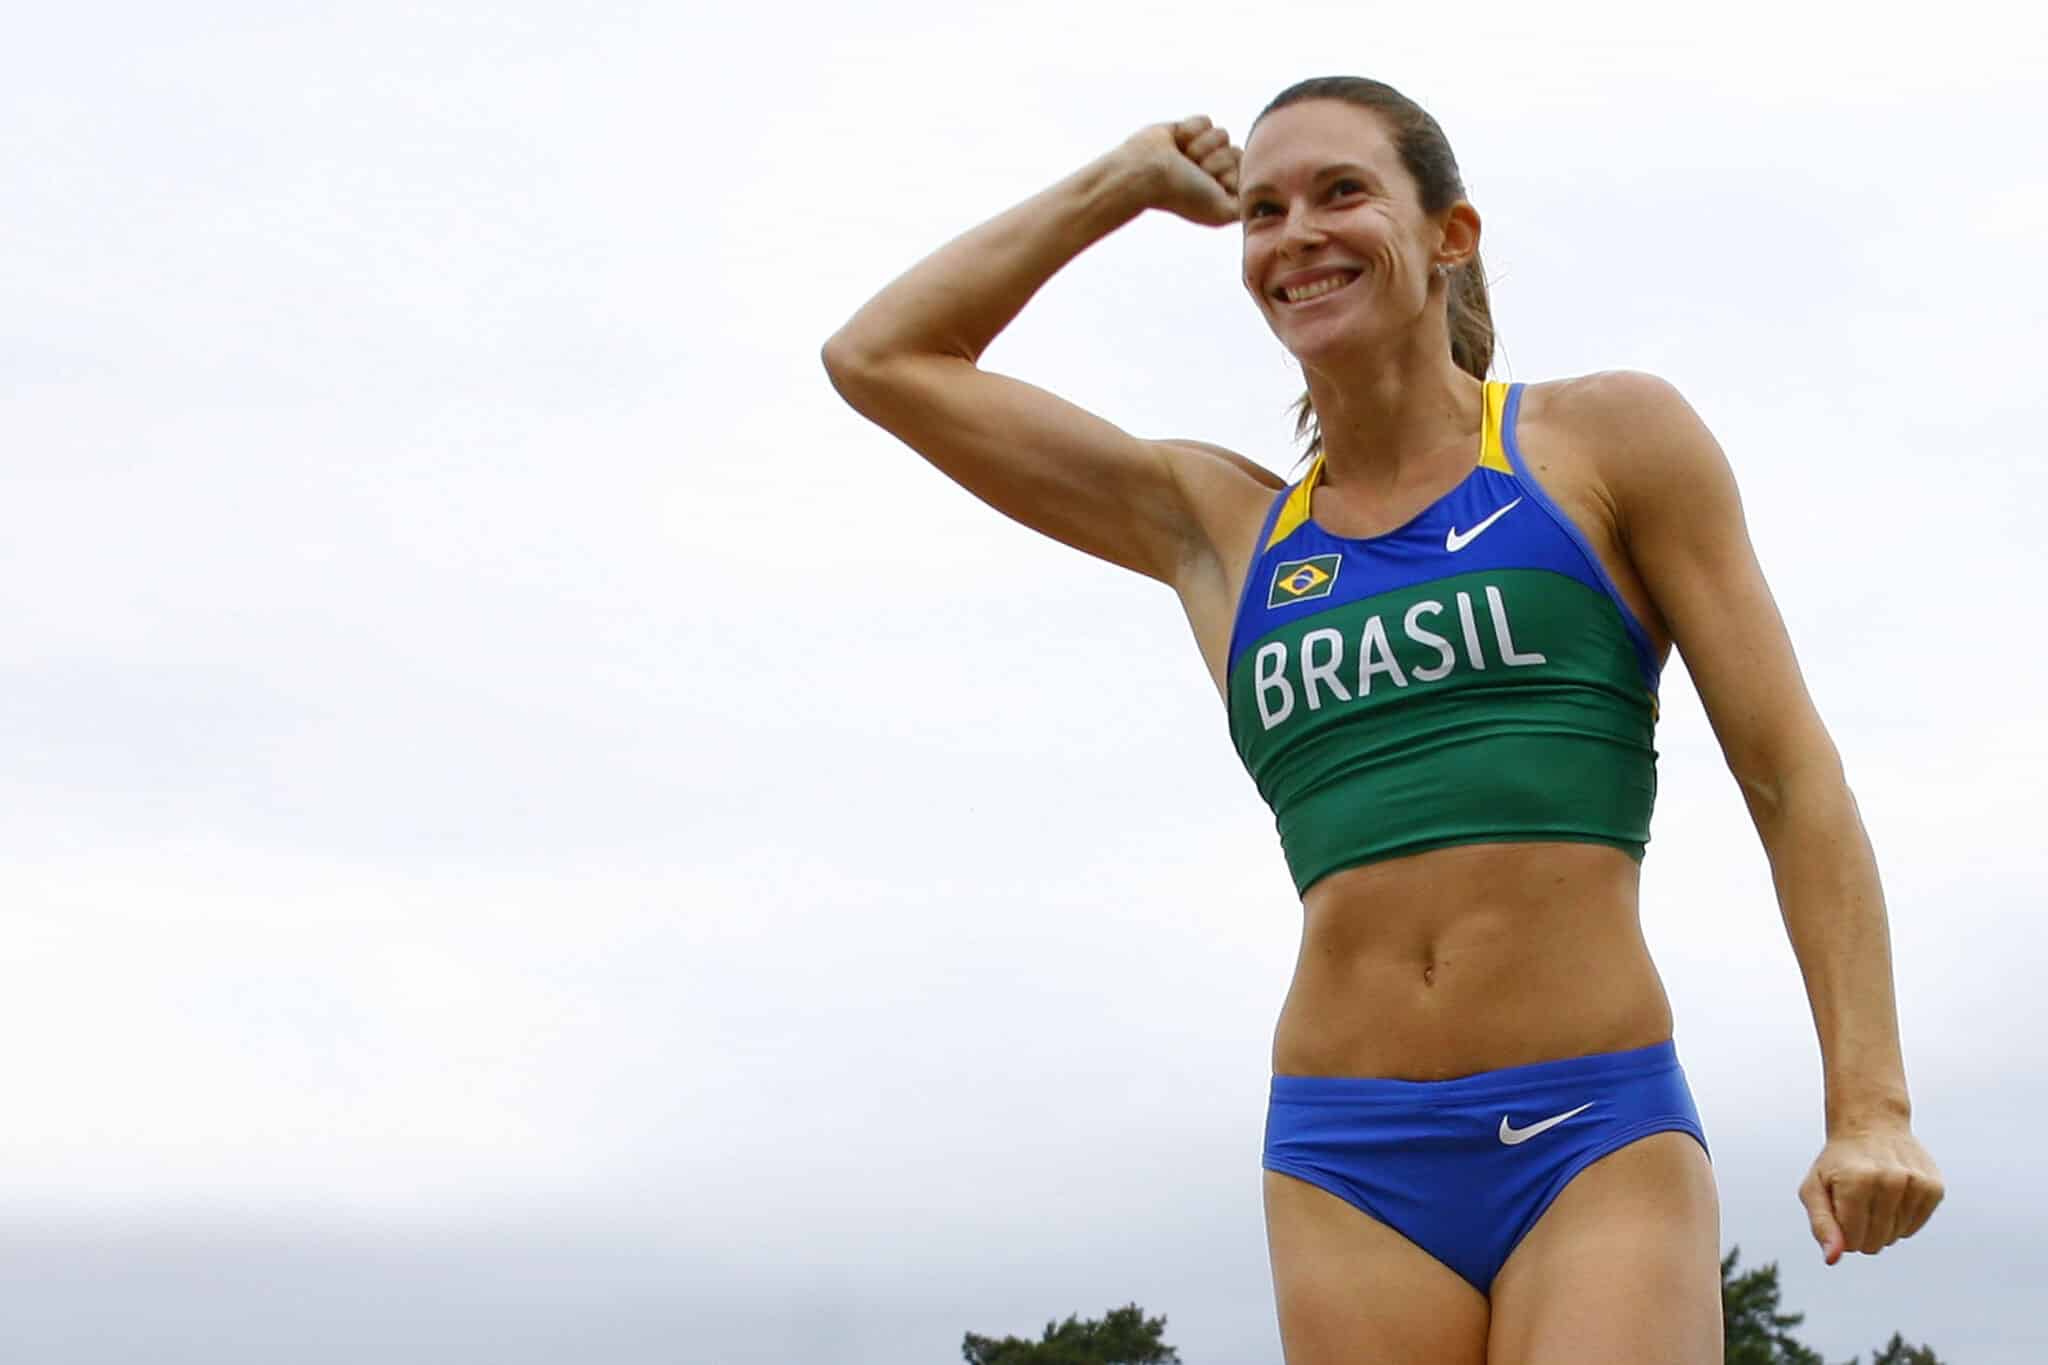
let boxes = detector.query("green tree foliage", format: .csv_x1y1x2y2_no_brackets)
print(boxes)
1861,1331,1945,1365
961,1303,1180,1365
1723,1248,1828,1365
1721,1248,1946,1365
960,1266,1944,1364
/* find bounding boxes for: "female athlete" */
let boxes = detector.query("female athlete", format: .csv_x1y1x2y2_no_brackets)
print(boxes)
821,76,1944,1364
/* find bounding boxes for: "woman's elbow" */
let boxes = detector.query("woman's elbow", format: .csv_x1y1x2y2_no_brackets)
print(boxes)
820,327,871,383
1732,742,1851,826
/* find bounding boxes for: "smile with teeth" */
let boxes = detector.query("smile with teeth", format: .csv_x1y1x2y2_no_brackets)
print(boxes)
1278,271,1362,305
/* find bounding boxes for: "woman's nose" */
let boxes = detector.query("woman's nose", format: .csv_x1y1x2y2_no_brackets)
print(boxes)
1276,209,1328,256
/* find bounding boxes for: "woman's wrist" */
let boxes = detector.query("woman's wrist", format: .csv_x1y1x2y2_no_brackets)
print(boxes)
1824,1080,1913,1133
1067,143,1168,232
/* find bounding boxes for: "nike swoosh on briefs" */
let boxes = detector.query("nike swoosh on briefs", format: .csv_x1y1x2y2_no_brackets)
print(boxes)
1498,1101,1594,1146
1445,497,1522,552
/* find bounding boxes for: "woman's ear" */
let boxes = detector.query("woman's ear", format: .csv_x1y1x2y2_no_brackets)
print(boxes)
1438,200,1481,269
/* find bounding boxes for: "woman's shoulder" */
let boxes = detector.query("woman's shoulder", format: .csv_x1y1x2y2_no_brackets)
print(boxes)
1159,438,1291,493
1516,370,1697,442
1515,371,1735,534
1516,371,1720,486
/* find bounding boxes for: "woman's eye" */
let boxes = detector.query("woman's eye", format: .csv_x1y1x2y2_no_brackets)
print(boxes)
1331,179,1365,198
1247,200,1281,219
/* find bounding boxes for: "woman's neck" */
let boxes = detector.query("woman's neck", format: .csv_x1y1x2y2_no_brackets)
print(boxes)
1304,347,1484,492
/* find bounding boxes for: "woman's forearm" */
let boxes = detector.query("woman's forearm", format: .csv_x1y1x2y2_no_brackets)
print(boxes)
1744,756,1912,1130
824,149,1161,370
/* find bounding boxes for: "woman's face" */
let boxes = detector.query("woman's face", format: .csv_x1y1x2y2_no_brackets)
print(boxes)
1238,100,1453,365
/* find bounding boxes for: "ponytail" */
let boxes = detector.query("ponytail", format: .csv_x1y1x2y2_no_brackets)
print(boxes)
1447,250,1494,383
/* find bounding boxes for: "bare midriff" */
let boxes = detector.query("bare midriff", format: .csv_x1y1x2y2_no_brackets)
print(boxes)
1272,839,1673,1080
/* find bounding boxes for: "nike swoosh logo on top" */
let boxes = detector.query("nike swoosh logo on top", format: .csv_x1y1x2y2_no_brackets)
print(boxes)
1498,1101,1594,1146
1445,497,1523,552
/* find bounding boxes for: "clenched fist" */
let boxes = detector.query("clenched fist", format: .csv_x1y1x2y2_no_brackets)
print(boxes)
1798,1125,1945,1263
1118,115,1242,227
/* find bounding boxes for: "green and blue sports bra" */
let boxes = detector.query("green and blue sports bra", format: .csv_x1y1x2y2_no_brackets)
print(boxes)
1225,381,1662,896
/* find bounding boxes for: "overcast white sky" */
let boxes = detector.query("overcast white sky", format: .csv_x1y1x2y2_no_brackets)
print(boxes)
5,2,2046,1361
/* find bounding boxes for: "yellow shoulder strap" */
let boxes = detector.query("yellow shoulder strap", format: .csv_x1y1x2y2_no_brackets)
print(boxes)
1479,381,1513,473
1264,453,1326,550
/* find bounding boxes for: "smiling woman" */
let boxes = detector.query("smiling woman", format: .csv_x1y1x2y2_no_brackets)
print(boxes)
1239,76,1495,459
821,74,1943,1365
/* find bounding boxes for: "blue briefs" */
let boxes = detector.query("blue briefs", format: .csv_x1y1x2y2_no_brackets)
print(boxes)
1262,1040,1708,1294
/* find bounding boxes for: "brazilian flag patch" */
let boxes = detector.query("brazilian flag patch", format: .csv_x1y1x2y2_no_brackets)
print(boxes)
1267,554,1341,608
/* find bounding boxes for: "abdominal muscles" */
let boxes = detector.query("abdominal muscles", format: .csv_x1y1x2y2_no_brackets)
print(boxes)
1272,840,1674,1079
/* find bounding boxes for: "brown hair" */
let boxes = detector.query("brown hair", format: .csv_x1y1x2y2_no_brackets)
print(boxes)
1254,77,1495,458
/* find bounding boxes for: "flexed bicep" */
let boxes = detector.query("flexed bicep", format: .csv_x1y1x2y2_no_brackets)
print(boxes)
822,118,1260,586
827,352,1216,582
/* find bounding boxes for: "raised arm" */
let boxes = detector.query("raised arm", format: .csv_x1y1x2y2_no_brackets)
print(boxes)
1579,371,1945,1263
821,118,1279,588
